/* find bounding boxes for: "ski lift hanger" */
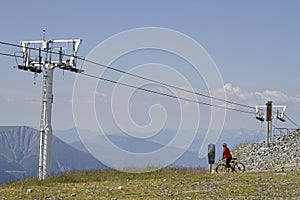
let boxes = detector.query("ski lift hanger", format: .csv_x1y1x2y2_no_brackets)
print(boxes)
17,39,82,73
255,105,286,122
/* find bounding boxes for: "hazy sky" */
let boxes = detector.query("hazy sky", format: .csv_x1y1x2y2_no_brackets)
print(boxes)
0,1,299,132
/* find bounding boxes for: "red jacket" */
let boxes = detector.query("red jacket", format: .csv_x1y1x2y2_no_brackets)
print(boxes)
223,147,232,159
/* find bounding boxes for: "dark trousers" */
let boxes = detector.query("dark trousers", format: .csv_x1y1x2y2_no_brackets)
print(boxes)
225,157,232,168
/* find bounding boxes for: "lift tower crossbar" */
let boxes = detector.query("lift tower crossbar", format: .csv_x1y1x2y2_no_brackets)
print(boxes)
19,39,82,180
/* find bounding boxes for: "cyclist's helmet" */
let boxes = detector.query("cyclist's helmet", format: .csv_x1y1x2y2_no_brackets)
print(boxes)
223,143,227,147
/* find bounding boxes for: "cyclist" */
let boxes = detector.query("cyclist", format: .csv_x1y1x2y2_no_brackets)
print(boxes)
222,143,232,172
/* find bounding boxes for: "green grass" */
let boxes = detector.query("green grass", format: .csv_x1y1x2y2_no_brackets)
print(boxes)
1,168,300,199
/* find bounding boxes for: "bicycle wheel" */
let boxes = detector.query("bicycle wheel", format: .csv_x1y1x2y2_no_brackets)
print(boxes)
233,162,245,172
216,164,228,174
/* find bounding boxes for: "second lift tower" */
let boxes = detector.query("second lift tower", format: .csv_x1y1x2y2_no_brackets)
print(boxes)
18,38,82,180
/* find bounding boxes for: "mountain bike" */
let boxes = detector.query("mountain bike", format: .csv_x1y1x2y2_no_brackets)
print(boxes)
216,158,245,173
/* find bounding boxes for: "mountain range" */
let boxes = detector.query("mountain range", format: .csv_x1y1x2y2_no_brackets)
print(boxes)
0,125,266,183
54,127,265,169
0,126,106,184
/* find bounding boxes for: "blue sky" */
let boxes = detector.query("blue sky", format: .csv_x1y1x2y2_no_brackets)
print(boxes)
0,1,299,132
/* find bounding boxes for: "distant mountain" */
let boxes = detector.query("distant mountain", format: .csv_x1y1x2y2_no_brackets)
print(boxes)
0,126,106,184
54,128,265,170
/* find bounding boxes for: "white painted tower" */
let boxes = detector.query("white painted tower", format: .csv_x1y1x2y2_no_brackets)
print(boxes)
19,38,82,180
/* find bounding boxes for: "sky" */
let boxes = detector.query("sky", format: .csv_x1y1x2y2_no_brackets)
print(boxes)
0,0,299,134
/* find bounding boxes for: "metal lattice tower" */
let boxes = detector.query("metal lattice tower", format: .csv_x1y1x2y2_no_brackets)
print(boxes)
18,38,82,180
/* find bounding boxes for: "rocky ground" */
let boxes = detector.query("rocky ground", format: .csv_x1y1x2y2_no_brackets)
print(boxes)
233,129,300,172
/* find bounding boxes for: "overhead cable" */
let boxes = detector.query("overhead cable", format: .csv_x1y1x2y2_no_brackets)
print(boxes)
0,40,256,111
80,72,256,114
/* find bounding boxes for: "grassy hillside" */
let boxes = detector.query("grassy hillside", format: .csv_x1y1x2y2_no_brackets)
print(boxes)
1,168,299,199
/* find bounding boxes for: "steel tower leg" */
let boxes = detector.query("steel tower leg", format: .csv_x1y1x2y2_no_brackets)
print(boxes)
38,67,54,180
